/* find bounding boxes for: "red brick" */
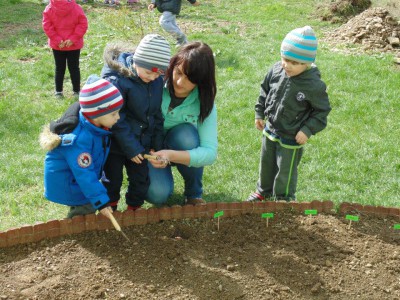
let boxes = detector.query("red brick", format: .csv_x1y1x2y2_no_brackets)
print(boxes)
0,231,7,248
33,222,48,243
229,202,242,216
19,225,34,244
206,202,218,218
134,208,148,225
338,202,352,215
182,205,195,218
265,201,276,212
275,200,289,211
171,205,183,220
59,218,74,236
363,205,376,215
253,201,266,215
97,214,113,231
376,206,390,217
289,201,302,213
85,213,98,231
322,200,335,214
122,210,135,227
352,203,364,214
388,207,400,217
158,207,171,221
71,215,85,234
46,220,60,238
241,201,254,214
194,203,208,218
7,227,21,247
310,200,323,213
215,202,229,217
147,207,160,224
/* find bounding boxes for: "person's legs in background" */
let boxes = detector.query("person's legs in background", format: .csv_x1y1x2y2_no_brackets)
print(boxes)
159,11,187,46
52,49,67,97
66,49,81,95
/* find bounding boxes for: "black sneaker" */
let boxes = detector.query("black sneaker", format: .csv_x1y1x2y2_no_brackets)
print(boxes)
54,91,64,98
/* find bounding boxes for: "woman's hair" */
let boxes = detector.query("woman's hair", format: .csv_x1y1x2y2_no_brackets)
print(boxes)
165,42,217,123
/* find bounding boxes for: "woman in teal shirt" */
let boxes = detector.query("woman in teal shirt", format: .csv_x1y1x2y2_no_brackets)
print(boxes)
147,42,217,205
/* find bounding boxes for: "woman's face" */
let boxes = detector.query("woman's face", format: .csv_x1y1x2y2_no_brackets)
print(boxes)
172,64,196,98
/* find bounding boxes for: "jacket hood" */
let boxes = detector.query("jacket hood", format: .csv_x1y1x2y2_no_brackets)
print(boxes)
49,0,76,16
40,124,62,151
102,42,137,78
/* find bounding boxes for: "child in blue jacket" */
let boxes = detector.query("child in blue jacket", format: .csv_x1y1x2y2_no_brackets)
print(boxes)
100,34,171,211
41,75,124,218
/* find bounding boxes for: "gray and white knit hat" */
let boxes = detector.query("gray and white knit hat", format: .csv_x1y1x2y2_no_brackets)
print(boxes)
281,26,318,64
133,34,171,72
79,75,123,120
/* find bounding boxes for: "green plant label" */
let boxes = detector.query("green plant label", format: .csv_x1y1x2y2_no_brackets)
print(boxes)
261,213,274,219
345,215,359,221
394,224,400,230
214,211,224,218
304,209,318,215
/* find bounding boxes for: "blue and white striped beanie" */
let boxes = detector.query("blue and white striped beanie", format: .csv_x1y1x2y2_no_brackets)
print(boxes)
79,75,123,120
281,26,318,64
133,34,171,73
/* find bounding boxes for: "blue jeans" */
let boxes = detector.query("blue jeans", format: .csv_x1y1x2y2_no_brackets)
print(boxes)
159,11,187,45
147,123,203,205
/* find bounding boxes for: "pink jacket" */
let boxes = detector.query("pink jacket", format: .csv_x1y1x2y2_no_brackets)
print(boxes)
42,0,88,51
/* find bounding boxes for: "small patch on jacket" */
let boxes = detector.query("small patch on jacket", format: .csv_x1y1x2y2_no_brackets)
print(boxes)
77,153,92,168
296,92,306,102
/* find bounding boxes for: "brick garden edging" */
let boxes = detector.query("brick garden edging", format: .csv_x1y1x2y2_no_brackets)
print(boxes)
1,200,399,248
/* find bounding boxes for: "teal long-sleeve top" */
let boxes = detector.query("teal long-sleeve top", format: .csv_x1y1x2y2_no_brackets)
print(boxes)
161,87,218,168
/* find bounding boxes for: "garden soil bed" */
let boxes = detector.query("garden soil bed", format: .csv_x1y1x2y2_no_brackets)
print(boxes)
1,211,399,300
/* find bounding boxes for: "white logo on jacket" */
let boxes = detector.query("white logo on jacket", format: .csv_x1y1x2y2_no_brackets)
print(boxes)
77,153,92,168
296,92,306,102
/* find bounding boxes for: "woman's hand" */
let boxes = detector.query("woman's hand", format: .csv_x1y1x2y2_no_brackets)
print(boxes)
131,153,144,164
148,150,171,168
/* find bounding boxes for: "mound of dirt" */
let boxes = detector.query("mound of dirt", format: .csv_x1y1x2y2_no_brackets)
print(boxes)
325,7,400,54
0,212,399,299
318,0,372,23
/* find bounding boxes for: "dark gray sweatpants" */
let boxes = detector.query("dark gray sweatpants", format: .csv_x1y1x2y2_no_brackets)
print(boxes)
256,135,303,201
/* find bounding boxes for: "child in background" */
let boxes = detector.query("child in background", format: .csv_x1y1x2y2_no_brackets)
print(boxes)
42,0,88,98
148,0,199,47
247,26,331,202
40,75,124,218
100,34,171,211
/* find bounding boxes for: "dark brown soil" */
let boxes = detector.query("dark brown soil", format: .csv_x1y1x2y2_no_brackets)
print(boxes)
1,212,399,299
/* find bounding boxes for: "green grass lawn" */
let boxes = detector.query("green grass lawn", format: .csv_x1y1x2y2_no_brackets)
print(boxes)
0,0,399,231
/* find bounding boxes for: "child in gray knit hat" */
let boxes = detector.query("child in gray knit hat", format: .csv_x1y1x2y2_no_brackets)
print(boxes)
247,26,331,202
100,34,171,212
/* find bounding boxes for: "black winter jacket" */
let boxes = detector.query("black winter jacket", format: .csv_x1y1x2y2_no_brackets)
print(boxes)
153,0,196,15
101,51,164,159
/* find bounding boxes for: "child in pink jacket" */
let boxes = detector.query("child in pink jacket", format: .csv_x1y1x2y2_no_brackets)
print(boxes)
42,0,88,98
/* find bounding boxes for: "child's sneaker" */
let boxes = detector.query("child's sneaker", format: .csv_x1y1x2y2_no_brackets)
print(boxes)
108,200,119,211
54,91,64,98
127,205,141,211
185,198,206,205
246,192,265,202
127,0,138,4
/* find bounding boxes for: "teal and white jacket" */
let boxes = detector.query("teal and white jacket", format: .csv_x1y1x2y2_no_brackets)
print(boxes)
161,86,218,168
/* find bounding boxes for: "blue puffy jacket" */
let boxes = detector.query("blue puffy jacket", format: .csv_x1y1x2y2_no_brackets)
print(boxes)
43,112,111,209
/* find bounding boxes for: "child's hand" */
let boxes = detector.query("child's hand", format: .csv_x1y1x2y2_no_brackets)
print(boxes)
131,153,144,164
255,119,265,131
64,40,73,48
59,40,65,48
295,131,308,145
99,206,113,219
148,3,155,10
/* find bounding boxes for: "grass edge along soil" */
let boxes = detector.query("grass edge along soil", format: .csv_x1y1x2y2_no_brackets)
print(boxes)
1,200,400,249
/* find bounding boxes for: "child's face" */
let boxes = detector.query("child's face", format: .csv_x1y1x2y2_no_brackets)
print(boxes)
281,57,309,77
172,64,196,98
93,110,120,129
135,66,162,83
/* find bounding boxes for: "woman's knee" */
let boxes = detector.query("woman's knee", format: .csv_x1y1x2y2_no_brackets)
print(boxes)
166,123,200,150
